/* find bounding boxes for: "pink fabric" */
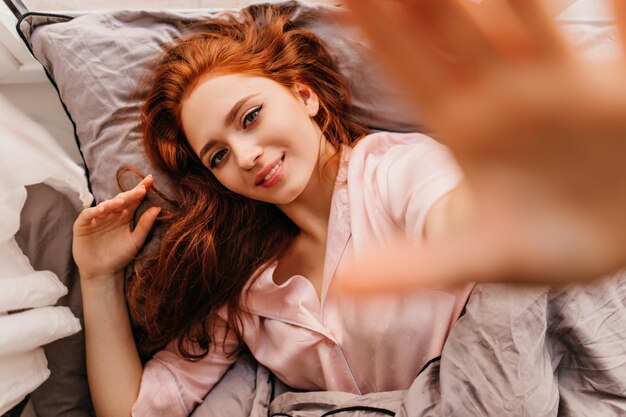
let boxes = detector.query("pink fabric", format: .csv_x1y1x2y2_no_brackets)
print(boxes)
133,132,473,417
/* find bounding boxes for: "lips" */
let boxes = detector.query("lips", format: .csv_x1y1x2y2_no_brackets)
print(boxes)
255,154,285,186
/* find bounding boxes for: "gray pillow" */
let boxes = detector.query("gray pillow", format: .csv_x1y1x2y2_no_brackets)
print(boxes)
18,3,417,208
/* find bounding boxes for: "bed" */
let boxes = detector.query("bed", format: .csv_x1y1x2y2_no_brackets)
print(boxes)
3,0,626,416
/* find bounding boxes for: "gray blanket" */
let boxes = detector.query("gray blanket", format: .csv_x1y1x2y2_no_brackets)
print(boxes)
192,274,626,417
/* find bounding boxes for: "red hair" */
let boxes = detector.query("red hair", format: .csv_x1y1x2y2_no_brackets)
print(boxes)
128,2,369,359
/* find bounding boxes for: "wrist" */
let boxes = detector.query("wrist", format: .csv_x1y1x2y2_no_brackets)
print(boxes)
79,271,125,291
80,272,128,311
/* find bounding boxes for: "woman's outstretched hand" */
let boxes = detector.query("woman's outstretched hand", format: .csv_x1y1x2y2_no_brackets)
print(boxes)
339,0,626,292
72,176,160,281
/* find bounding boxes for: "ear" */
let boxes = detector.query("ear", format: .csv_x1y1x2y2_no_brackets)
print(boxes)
292,83,320,117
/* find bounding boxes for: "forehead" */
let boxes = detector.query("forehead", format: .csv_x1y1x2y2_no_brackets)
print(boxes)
181,74,290,149
181,74,289,126
184,74,287,116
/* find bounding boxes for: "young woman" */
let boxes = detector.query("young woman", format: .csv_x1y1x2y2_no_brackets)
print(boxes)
72,4,473,417
72,1,626,416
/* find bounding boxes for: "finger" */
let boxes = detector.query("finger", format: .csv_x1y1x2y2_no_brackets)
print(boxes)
104,176,153,212
612,0,626,56
121,185,148,212
123,175,155,211
87,178,154,227
462,0,538,61
118,183,148,203
74,205,107,226
74,200,125,229
416,0,498,71
140,174,154,190
131,206,161,249
505,0,572,59
95,196,126,213
88,207,131,227
343,0,451,106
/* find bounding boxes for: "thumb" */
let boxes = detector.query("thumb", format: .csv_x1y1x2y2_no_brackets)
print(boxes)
131,206,161,249
336,233,505,295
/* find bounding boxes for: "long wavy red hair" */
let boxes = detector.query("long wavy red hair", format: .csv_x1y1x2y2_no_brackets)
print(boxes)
128,2,370,359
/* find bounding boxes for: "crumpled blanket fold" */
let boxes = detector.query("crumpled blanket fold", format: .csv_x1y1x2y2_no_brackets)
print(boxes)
190,274,626,417
0,349,49,415
0,307,81,357
0,270,68,314
0,93,92,415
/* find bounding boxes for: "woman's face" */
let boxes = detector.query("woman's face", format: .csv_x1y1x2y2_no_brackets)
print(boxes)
181,74,327,205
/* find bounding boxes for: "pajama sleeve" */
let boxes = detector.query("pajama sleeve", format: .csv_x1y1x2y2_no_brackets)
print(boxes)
348,132,462,245
377,133,462,239
132,315,240,417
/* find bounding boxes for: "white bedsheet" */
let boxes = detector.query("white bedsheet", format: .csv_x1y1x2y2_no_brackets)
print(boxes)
0,93,92,415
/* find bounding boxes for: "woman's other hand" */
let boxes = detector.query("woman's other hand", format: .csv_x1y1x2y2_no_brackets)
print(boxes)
72,176,160,281
74,178,156,417
339,0,626,291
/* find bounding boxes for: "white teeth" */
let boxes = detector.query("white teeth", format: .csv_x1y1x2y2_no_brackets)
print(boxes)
263,159,283,182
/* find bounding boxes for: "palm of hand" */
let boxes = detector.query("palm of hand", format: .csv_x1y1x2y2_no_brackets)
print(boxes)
73,204,143,278
72,178,159,280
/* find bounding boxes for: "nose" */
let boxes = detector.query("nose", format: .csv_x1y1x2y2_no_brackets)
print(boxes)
232,140,262,171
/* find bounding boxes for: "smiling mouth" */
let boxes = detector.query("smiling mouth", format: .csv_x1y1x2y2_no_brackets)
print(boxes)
256,155,285,186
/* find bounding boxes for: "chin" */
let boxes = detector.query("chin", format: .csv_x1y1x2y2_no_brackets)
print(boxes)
273,186,305,206
252,192,295,206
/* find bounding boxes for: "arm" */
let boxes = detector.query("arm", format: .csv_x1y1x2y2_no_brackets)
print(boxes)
81,273,142,417
73,177,159,417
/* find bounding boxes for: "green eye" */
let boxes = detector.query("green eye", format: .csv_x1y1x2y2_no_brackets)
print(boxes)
243,105,262,128
209,149,228,168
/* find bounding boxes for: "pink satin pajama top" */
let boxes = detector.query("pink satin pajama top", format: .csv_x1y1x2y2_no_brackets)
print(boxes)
132,132,473,417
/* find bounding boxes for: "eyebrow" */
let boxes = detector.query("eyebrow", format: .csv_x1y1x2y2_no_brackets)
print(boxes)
198,93,259,161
